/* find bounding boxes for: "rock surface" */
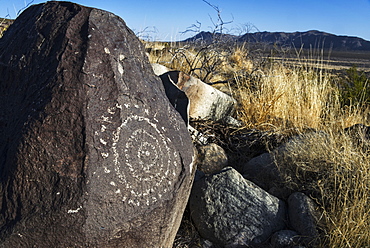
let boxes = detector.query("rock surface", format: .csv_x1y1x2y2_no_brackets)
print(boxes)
151,63,171,76
189,167,286,247
159,71,236,122
344,123,370,147
196,143,228,174
160,70,189,126
288,192,321,246
0,2,194,247
242,152,282,191
270,230,300,248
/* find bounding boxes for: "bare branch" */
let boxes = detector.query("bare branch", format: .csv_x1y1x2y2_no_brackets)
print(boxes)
17,0,34,16
180,21,202,35
202,0,233,35
135,26,159,41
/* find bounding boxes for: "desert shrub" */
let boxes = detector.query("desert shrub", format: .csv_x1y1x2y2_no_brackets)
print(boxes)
340,65,370,106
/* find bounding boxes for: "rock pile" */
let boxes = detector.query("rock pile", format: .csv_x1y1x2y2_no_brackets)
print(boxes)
188,151,322,248
154,64,324,247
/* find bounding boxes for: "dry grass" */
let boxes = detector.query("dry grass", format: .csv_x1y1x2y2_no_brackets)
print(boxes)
274,129,370,247
236,62,335,131
235,56,370,247
147,41,370,248
0,18,13,38
235,57,368,132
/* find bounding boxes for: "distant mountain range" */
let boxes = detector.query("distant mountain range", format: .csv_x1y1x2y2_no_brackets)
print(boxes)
184,30,370,51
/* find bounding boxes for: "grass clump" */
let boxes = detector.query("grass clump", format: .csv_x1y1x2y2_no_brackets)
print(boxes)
274,129,370,247
235,62,337,131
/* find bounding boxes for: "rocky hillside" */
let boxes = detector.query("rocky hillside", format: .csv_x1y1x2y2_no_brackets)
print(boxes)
185,30,370,51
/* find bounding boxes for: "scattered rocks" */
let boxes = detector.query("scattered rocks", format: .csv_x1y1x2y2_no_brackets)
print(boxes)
189,167,287,247
0,2,194,247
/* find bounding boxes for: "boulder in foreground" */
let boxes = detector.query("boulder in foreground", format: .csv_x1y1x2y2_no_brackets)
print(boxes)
0,2,194,247
189,167,286,247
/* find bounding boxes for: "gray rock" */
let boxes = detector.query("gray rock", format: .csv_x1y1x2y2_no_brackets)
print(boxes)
224,116,243,127
194,170,206,182
269,186,294,201
151,63,171,76
196,143,228,174
0,2,194,247
242,152,282,191
276,130,329,155
190,167,287,247
159,71,236,122
288,192,321,246
271,230,300,248
344,123,370,147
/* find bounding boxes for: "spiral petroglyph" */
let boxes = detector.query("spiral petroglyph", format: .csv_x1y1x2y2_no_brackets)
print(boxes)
111,114,178,207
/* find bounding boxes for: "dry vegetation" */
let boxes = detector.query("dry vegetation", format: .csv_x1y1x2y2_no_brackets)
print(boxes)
0,18,13,38
146,40,370,247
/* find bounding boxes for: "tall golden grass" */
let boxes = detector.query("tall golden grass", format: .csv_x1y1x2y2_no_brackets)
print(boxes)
236,61,369,131
231,52,369,247
149,42,369,247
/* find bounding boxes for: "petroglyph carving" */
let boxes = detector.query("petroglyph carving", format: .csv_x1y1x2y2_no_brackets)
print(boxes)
111,114,178,206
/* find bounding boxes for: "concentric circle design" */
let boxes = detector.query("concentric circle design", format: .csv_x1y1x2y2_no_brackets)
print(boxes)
111,114,178,207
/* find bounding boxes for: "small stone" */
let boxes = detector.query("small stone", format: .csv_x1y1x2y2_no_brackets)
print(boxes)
271,230,299,248
196,143,228,174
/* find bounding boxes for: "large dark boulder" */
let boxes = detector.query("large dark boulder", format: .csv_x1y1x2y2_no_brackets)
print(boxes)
0,2,194,247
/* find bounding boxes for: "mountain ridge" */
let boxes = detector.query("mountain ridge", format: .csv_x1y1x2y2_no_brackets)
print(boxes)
184,30,370,51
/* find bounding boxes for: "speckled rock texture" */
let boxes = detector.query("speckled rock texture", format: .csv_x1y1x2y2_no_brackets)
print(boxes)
189,167,286,247
0,2,194,247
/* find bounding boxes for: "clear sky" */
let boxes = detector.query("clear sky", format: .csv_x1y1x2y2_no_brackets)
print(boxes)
1,0,370,41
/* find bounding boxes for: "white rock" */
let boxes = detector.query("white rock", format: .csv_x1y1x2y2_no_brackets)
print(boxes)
151,63,171,76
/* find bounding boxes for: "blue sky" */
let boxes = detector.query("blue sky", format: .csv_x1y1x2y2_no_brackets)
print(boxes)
1,0,370,41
